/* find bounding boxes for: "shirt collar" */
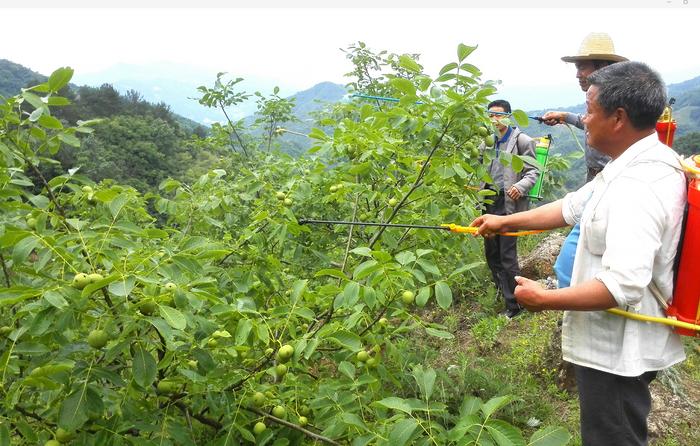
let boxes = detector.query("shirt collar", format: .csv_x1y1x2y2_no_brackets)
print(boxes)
599,133,658,183
496,127,513,146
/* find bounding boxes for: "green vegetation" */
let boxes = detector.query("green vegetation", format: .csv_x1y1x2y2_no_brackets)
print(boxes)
1,44,698,445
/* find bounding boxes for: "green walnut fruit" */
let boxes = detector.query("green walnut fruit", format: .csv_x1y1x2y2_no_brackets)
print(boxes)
45,440,61,446
26,217,37,229
275,363,288,377
298,415,308,427
207,339,218,348
55,428,75,443
299,404,311,416
87,273,104,284
156,380,178,395
329,185,338,193
465,141,479,158
272,405,287,419
283,198,293,206
401,290,415,305
366,357,379,368
87,329,108,349
253,421,266,435
276,191,286,200
484,134,496,148
388,198,398,207
139,299,157,315
356,351,370,362
252,391,266,407
378,317,388,327
72,273,90,290
82,185,94,194
277,344,294,362
477,126,489,137
163,282,177,292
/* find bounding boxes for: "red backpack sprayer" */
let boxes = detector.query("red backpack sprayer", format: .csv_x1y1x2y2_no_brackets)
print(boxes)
656,102,700,336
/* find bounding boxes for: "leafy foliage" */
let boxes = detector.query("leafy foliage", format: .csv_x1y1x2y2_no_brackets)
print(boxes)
674,131,700,157
0,46,570,445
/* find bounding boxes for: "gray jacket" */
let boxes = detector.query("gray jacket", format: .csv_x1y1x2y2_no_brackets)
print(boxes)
480,127,539,214
564,112,611,171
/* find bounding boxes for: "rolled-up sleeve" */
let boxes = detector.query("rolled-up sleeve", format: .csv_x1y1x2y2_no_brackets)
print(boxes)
564,113,584,130
594,177,664,308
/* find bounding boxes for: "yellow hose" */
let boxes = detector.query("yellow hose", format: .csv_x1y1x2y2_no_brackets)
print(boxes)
606,308,700,332
442,223,545,237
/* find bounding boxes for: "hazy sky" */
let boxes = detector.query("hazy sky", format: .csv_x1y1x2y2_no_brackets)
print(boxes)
4,6,700,111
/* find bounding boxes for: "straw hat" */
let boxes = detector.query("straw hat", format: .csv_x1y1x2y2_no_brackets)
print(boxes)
561,32,628,63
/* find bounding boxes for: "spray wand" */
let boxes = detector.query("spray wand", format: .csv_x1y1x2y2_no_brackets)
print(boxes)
300,219,700,332
351,93,546,122
298,219,544,237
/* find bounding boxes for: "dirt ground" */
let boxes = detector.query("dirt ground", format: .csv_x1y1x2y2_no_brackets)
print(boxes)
648,367,700,445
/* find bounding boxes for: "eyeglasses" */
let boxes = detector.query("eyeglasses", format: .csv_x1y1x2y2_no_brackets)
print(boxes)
488,112,508,119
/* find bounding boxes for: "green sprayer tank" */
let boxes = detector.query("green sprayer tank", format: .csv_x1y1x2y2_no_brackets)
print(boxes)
527,135,552,200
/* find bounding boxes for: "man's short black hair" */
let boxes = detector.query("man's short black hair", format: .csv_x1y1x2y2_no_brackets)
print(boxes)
488,99,511,113
587,61,666,131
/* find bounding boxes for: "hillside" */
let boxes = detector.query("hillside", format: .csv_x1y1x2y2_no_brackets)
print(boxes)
0,60,204,133
0,59,47,97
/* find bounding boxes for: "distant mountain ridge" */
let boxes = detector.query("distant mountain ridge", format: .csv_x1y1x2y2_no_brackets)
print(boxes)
2,58,699,150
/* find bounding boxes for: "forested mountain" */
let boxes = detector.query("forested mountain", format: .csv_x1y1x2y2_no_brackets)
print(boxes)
0,59,47,98
0,60,220,191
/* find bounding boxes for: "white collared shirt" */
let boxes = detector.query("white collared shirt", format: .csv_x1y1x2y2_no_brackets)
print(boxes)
560,133,687,376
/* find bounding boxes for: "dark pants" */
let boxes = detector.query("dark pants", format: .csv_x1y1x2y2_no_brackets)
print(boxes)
574,365,657,446
483,193,521,312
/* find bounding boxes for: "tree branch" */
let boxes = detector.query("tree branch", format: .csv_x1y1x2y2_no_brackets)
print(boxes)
368,120,452,248
172,401,222,430
245,406,341,445
0,252,10,287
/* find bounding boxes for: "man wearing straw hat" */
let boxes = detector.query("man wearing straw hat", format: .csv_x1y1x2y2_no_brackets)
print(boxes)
472,61,686,446
543,32,627,183
544,33,628,290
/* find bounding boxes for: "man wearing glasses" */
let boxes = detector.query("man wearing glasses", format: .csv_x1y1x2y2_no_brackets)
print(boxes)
480,99,539,319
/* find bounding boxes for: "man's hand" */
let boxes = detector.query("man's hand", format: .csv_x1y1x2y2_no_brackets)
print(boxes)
541,111,566,126
506,186,522,200
469,214,507,238
514,276,547,311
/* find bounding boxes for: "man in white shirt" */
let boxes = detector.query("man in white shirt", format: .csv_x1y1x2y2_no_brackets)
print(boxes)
470,61,686,445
